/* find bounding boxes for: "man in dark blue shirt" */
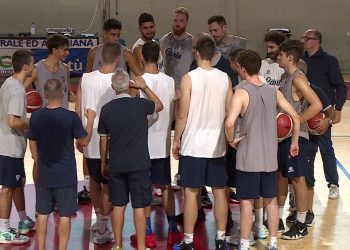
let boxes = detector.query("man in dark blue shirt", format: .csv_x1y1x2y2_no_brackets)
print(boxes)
28,78,95,250
301,29,348,199
98,68,163,250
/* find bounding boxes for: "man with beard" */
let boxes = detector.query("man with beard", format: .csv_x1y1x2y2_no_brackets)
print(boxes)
132,13,164,72
208,15,247,60
160,7,193,190
259,31,286,87
160,7,193,98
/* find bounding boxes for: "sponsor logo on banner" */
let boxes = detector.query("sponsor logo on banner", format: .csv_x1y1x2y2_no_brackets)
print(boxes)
0,38,98,77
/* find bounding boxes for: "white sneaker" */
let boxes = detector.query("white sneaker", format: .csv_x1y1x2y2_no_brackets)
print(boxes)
252,225,267,239
171,174,182,190
91,228,114,244
328,184,339,199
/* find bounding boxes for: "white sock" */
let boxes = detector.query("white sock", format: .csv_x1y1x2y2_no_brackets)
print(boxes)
289,184,294,194
296,211,307,223
84,176,90,192
278,206,284,219
18,210,27,222
98,215,109,233
240,238,250,250
263,208,268,221
216,230,225,240
184,233,193,244
253,208,263,228
269,236,278,247
0,218,9,231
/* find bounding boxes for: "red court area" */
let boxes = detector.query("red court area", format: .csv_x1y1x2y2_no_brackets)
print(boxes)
4,182,240,250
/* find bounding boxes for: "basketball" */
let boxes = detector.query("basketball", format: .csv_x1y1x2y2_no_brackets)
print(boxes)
26,90,43,113
276,113,293,140
307,112,325,135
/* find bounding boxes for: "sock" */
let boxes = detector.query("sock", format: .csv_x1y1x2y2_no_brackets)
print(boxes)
253,208,263,228
0,218,9,231
84,176,90,192
278,206,284,219
296,211,307,223
263,208,268,221
289,184,294,194
146,217,152,236
18,210,27,222
269,236,278,247
216,230,225,240
240,238,250,250
167,215,178,232
184,233,193,244
98,215,109,233
95,208,100,221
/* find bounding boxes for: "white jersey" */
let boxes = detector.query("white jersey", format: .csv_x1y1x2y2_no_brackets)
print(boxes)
140,72,175,159
181,67,229,158
81,70,116,158
132,38,164,72
259,58,285,87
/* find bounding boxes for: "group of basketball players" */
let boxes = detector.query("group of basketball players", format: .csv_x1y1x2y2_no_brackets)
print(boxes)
0,5,348,250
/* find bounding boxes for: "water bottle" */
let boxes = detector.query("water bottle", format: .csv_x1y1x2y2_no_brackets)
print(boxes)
30,23,36,35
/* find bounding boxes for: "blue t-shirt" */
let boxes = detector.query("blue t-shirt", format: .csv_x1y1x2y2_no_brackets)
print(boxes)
98,96,155,173
27,107,87,188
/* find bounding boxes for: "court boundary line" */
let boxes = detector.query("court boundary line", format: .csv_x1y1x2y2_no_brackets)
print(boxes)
336,158,350,180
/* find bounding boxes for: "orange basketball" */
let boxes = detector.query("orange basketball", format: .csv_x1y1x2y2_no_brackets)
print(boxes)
26,90,43,113
307,112,325,135
276,113,293,140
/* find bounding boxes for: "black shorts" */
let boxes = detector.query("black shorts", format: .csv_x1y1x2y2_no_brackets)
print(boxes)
178,155,226,188
109,170,152,208
150,157,171,185
226,146,237,187
0,155,25,188
278,137,309,179
86,158,108,184
235,170,277,200
36,185,78,217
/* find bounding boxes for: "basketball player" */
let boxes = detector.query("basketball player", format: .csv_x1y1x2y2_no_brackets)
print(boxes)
129,41,181,247
98,69,163,250
277,40,322,240
80,42,122,244
76,18,142,204
208,15,247,60
0,49,34,244
132,13,164,72
28,79,96,250
172,34,232,250
160,7,194,189
24,34,71,109
225,49,300,250
259,31,286,87
254,31,288,238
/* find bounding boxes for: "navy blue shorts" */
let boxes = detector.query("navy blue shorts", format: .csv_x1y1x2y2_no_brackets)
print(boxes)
226,146,237,187
36,185,78,217
278,137,309,179
151,156,171,185
235,170,277,200
86,158,108,184
0,155,25,188
178,155,226,188
109,170,152,208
